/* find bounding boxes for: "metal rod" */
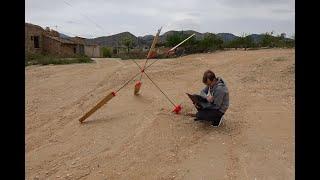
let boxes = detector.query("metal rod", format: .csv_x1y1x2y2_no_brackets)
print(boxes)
115,71,142,93
131,59,142,70
143,71,176,107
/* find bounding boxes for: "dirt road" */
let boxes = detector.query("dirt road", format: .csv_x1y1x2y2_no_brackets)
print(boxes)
26,48,294,179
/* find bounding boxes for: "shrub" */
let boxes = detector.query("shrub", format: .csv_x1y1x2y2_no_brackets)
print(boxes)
25,53,93,66
101,47,112,57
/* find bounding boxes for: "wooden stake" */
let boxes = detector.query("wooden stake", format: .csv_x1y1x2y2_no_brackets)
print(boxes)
79,92,116,123
147,27,162,59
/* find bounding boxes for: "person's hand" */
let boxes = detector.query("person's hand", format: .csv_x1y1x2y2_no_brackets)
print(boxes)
206,95,214,103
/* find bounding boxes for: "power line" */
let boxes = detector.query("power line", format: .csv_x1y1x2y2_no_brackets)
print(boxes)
62,0,105,32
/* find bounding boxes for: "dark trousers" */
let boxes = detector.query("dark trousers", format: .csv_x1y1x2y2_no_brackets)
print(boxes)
196,108,224,126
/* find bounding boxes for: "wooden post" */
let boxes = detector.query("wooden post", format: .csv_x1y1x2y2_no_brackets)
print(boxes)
79,92,116,123
147,27,162,59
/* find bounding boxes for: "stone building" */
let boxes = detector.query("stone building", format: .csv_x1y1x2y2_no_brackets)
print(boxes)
25,23,101,57
25,23,44,54
72,36,101,57
42,35,80,57
84,45,101,58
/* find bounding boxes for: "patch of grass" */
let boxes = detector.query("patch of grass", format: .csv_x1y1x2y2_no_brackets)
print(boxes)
273,57,286,61
25,53,93,66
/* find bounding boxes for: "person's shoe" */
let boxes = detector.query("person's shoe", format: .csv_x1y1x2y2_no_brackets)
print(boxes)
218,116,225,126
211,123,219,127
211,116,224,127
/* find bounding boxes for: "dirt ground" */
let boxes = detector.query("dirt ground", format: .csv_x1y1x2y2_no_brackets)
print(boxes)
25,48,294,180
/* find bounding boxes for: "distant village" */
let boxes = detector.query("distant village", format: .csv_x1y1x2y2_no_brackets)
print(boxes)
25,23,102,58
26,22,294,61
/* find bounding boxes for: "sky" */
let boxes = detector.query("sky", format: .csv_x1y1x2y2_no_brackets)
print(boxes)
25,0,295,38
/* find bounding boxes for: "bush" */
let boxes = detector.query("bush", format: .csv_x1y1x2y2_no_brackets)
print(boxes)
112,51,148,60
25,53,93,66
101,47,112,57
165,32,224,55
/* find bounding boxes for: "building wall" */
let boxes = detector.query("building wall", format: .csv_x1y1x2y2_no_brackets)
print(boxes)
42,35,61,56
72,37,86,44
42,36,77,57
84,45,101,57
76,44,85,55
60,44,77,57
26,23,91,58
25,24,44,54
45,29,59,37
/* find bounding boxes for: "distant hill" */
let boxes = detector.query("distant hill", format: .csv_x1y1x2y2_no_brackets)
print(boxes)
247,34,264,43
28,22,293,50
59,33,72,39
85,30,270,48
82,30,293,47
159,30,204,42
85,32,139,47
137,35,154,47
216,33,238,42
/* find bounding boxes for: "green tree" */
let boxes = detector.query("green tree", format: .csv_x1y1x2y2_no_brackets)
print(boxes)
199,33,223,51
261,32,273,47
121,36,135,53
241,34,254,49
166,32,184,47
101,47,112,57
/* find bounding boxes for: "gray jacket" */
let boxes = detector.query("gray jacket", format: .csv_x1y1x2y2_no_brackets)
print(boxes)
199,77,229,113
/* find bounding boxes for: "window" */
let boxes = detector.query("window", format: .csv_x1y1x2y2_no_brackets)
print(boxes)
33,36,39,48
74,47,76,54
30,36,33,40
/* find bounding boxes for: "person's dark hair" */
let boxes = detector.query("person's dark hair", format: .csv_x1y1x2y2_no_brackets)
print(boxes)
202,70,216,83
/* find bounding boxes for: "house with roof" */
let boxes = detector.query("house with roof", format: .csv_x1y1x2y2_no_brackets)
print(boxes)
25,23,101,58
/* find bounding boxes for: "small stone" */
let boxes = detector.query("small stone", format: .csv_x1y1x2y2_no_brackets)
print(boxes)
71,162,76,165
56,175,60,178
45,171,49,174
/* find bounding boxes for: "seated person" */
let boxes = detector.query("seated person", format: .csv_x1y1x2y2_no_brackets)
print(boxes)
188,70,229,127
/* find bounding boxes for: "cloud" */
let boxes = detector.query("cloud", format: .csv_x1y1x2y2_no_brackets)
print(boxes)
25,0,294,38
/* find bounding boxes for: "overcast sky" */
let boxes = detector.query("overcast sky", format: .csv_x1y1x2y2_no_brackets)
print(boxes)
25,0,295,38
